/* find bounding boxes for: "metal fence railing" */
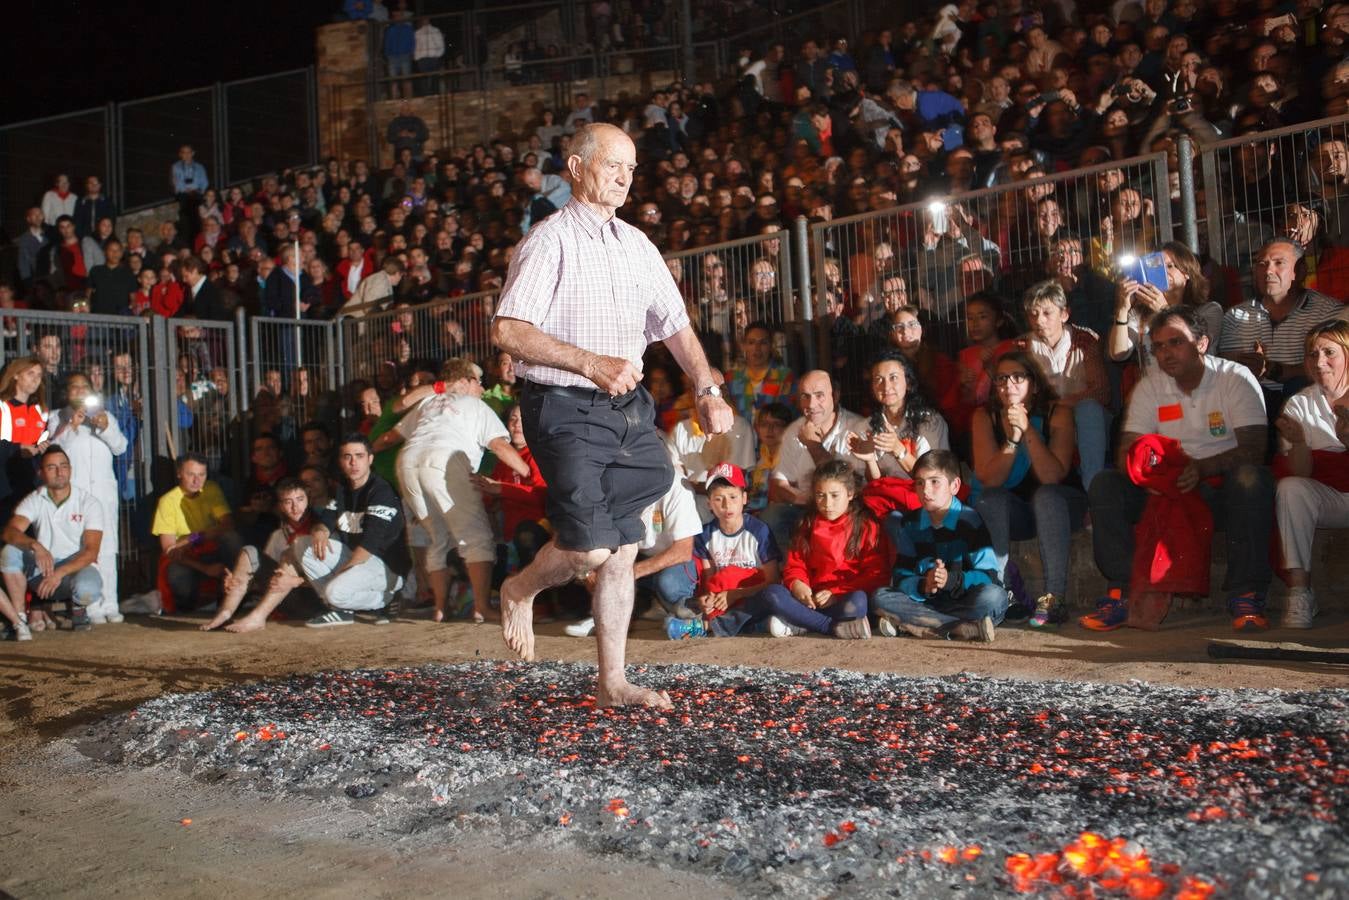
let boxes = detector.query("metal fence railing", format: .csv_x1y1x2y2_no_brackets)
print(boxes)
337,289,499,391
0,308,154,571
0,107,115,238
249,317,343,448
154,315,245,488
1198,114,1349,294
811,152,1173,354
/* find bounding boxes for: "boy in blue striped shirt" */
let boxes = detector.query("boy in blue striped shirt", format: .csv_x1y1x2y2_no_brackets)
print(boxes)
872,449,1006,642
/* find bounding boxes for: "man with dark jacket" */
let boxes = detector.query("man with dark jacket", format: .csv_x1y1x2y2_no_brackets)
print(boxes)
86,239,138,315
180,256,232,320
73,176,116,240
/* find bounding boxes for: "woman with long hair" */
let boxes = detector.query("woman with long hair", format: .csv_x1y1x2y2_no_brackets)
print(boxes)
1107,240,1222,373
849,350,949,483
971,351,1085,629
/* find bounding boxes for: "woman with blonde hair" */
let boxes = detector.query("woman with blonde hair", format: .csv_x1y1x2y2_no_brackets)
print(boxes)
1272,320,1349,629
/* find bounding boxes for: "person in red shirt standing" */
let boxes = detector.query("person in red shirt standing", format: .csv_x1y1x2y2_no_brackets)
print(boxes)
0,356,51,630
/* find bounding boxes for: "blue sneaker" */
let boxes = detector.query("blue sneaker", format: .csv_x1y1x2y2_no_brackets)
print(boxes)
1227,593,1269,632
665,615,707,640
1079,596,1128,631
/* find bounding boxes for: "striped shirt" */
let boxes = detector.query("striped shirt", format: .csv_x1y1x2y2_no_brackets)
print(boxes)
886,496,1001,599
1218,289,1342,386
495,199,690,388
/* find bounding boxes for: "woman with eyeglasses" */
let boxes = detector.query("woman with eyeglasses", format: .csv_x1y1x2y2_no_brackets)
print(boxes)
970,350,1085,629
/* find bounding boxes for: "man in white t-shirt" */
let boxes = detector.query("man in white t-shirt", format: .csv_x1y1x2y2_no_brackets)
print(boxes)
373,358,530,623
763,369,866,548
1083,306,1274,633
666,403,755,521
0,446,104,637
566,468,703,637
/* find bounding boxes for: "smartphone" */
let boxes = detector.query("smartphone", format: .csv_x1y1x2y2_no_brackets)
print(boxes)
928,201,949,234
1172,95,1192,113
1120,252,1169,291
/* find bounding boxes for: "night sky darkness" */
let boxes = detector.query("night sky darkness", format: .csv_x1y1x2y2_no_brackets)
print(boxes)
2,1,325,125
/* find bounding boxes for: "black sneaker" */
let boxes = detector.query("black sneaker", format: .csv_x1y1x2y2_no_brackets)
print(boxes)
71,608,93,632
306,609,355,628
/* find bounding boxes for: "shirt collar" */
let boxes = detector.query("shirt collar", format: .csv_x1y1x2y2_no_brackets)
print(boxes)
567,198,618,240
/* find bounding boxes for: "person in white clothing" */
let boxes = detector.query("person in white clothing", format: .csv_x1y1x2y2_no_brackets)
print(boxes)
51,373,126,623
41,174,77,227
373,358,530,623
0,446,104,637
665,401,754,521
763,369,866,548
1272,320,1349,629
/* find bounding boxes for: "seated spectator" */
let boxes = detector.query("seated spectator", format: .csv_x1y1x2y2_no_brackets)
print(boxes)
723,320,797,422
1021,280,1112,489
258,434,410,628
571,465,705,638
956,292,1018,413
747,402,794,513
300,421,335,473
473,401,548,574
872,449,1005,642
373,359,530,623
660,462,783,639
201,477,335,632
0,446,104,638
481,348,517,418
666,386,755,520
765,369,867,549
971,351,1085,629
849,350,950,489
248,433,289,495
879,304,965,430
150,452,244,614
1083,306,1274,632
1108,241,1223,375
1220,238,1342,405
1272,321,1349,630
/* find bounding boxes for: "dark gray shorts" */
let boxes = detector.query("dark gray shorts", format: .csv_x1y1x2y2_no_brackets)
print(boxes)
521,381,673,552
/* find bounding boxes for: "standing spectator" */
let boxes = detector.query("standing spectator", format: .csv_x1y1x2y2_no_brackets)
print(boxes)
723,321,797,423
171,146,209,242
383,10,416,100
86,239,138,316
519,167,572,234
16,207,49,290
181,256,231,321
41,174,76,227
563,92,597,133
51,373,127,623
73,176,115,240
0,356,51,527
108,351,141,502
413,15,446,96
386,102,429,161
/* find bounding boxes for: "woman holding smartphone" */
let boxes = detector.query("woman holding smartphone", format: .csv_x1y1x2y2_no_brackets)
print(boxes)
1107,241,1223,374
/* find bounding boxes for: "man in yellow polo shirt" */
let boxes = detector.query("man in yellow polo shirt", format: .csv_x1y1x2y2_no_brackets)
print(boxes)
149,452,243,614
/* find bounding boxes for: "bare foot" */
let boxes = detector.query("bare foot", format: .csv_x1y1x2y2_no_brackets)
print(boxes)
499,574,536,661
223,615,266,634
199,609,233,631
596,679,673,709
474,603,500,625
430,608,445,623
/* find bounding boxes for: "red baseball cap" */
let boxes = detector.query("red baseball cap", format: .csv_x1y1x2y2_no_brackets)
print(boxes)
705,462,747,490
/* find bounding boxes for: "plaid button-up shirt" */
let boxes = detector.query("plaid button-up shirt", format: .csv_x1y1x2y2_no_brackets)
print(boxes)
495,198,690,388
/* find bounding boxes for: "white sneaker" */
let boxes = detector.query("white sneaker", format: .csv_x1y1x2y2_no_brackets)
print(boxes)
768,616,806,638
14,615,31,641
564,616,596,637
122,590,162,616
105,610,124,624
1282,586,1317,629
876,613,900,638
88,611,108,625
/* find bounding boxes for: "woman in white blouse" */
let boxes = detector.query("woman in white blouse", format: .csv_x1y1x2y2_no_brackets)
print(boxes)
1273,320,1349,628
848,350,949,482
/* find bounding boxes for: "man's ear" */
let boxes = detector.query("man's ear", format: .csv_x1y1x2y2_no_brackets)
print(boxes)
1196,333,1210,355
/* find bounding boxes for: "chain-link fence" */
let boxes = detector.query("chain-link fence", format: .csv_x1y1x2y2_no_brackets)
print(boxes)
120,88,218,213
152,315,244,488
249,316,343,448
224,69,316,186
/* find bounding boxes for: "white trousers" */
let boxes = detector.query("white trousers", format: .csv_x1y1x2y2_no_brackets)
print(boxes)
397,447,495,567
296,538,402,611
1275,476,1349,570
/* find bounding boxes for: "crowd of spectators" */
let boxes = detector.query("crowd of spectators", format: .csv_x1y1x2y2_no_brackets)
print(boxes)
3,0,1349,640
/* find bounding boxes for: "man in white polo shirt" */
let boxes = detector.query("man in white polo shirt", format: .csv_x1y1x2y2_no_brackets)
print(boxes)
1083,305,1274,633
0,445,104,637
763,369,866,548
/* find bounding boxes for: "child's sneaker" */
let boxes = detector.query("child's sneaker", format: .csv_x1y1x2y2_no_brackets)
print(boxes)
1080,596,1129,631
767,616,806,638
831,617,871,640
1028,593,1060,629
876,612,901,637
1228,593,1268,632
665,615,707,640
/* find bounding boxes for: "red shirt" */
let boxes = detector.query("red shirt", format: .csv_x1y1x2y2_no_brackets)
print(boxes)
151,282,185,318
490,444,547,538
780,513,892,595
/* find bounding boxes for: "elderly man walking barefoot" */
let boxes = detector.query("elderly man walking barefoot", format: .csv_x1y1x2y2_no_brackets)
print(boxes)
493,123,733,708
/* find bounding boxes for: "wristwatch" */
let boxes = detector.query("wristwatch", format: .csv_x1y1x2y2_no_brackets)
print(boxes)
696,384,722,400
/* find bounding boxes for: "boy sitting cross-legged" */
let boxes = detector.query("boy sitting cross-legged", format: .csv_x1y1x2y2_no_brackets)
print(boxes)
872,449,1006,642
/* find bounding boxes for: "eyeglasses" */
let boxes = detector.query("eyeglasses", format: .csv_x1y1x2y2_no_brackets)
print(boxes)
890,321,922,332
993,371,1030,385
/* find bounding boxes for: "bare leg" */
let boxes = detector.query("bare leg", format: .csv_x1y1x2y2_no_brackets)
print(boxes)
202,551,253,631
465,560,497,624
501,540,609,661
592,543,671,709
427,568,451,622
224,563,303,634
0,570,25,627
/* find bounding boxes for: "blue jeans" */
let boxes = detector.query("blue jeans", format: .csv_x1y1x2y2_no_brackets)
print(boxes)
738,584,868,635
0,546,102,607
637,559,698,618
1074,399,1110,491
165,530,245,608
1088,465,1273,597
872,583,1008,629
975,484,1086,598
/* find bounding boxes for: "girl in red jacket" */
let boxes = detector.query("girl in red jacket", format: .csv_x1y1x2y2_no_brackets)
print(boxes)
755,459,893,639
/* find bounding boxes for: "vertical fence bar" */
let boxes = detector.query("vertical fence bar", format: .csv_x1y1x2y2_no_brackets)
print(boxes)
1178,135,1199,255
794,215,816,370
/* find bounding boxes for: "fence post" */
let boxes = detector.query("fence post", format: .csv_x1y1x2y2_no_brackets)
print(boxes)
794,215,816,370
213,82,228,190
1200,147,1224,266
151,316,173,461
680,0,695,83
1177,135,1200,255
307,65,320,166
235,306,251,416
335,315,348,397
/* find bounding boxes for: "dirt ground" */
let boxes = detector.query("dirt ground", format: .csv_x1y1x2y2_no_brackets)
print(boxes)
2,609,1346,898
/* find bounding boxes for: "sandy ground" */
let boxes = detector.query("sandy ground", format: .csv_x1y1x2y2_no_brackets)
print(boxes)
2,609,1346,898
